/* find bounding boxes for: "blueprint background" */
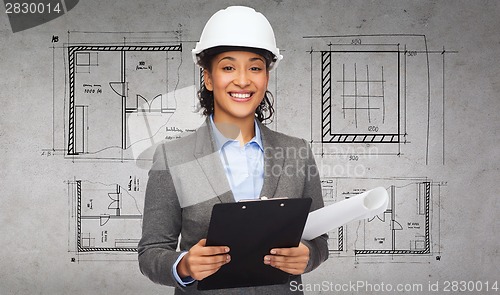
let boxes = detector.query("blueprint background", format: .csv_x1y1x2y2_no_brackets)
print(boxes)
0,0,499,294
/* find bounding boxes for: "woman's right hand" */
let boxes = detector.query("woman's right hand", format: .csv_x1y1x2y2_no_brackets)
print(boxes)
177,239,231,281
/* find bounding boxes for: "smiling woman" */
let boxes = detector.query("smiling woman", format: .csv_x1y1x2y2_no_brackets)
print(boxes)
204,50,270,141
197,45,277,124
138,6,329,294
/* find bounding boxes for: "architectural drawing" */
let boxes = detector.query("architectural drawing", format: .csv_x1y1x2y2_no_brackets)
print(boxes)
66,175,443,263
321,177,444,263
67,44,182,156
306,35,454,164
40,31,207,164
320,48,401,144
56,33,446,265
67,178,144,261
65,42,208,162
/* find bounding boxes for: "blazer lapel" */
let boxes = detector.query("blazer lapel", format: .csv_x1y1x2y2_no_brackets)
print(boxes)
258,121,284,199
193,118,235,203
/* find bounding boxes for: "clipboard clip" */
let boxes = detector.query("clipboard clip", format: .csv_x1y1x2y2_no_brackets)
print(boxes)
238,196,289,202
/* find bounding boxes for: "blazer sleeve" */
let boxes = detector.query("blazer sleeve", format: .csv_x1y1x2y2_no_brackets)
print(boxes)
137,143,184,287
300,139,329,273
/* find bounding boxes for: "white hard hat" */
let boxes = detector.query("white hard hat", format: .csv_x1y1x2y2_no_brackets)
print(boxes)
192,6,283,70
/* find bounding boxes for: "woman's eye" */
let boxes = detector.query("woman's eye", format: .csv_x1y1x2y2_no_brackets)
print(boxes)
250,67,262,71
222,66,234,71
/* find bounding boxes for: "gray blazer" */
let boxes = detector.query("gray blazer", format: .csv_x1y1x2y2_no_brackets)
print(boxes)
138,118,328,294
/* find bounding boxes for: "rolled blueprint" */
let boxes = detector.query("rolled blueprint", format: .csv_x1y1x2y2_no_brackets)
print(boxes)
302,187,389,240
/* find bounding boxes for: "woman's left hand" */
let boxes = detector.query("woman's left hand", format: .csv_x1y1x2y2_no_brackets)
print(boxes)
263,242,310,275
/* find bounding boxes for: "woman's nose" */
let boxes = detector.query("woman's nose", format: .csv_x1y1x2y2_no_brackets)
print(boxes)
234,70,250,87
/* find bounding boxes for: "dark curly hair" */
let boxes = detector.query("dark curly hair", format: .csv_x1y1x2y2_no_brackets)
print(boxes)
197,46,275,124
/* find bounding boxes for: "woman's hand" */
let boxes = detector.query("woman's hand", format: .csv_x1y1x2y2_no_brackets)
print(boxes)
177,239,231,281
263,242,310,275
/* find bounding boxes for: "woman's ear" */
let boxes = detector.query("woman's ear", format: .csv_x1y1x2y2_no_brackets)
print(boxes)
203,69,213,91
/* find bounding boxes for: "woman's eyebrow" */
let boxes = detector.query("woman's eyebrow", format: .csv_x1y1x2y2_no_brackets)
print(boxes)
217,56,265,64
217,56,236,64
249,57,265,63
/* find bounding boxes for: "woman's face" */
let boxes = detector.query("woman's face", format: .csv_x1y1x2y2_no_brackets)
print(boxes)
204,50,269,123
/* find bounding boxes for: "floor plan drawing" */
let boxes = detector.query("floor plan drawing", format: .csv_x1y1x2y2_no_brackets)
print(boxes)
321,177,444,263
50,33,448,265
67,44,182,157
67,178,144,261
306,35,455,164
320,48,401,144
42,31,207,164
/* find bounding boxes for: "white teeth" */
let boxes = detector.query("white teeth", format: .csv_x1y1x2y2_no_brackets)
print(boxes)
230,93,251,99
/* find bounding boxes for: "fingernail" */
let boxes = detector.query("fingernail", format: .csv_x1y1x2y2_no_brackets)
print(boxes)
226,255,231,262
270,250,276,254
264,256,270,261
225,247,230,253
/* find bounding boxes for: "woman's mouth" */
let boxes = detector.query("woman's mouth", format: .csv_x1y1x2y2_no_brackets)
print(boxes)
229,92,253,101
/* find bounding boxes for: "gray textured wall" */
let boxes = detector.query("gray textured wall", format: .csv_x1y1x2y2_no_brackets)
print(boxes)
1,0,499,294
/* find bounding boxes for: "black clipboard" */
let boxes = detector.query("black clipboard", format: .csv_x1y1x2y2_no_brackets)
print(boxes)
197,197,312,290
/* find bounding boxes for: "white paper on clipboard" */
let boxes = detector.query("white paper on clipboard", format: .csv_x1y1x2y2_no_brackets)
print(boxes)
302,187,389,240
